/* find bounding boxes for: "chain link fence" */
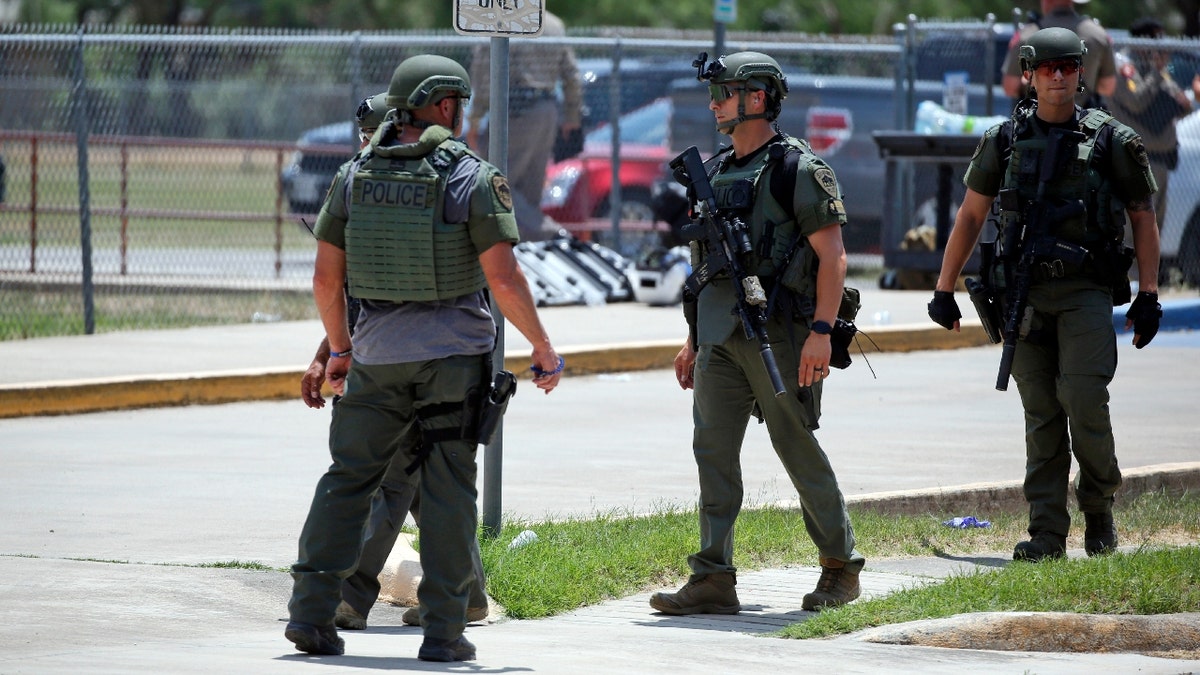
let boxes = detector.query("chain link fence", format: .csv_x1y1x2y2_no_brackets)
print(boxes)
1,23,1195,340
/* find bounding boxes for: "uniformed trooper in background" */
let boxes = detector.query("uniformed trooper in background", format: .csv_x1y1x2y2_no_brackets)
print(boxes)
929,28,1162,562
298,91,491,635
286,54,563,662
1002,0,1116,108
649,51,866,617
1108,16,1200,222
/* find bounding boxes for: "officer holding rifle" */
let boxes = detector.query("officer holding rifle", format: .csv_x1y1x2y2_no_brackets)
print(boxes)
928,28,1161,562
650,51,865,617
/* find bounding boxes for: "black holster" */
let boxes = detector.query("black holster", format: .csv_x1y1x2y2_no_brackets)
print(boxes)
1093,245,1135,306
476,370,517,446
966,276,1003,344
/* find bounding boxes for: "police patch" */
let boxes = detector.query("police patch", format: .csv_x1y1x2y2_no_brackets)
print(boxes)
813,167,839,198
1132,140,1150,168
492,175,514,211
972,135,986,161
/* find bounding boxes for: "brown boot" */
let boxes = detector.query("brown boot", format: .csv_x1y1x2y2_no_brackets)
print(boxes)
334,600,366,630
402,605,489,626
649,572,740,615
802,557,861,611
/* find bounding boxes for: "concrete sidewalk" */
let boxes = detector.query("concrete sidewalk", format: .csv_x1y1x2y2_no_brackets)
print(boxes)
1,284,1198,672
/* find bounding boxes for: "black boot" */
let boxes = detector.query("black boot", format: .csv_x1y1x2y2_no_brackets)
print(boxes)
1084,512,1117,556
1013,531,1066,562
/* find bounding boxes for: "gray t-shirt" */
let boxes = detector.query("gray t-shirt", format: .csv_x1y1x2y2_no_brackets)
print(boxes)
351,292,496,365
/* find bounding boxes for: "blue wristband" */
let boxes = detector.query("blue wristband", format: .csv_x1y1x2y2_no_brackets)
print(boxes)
530,355,565,377
330,348,353,358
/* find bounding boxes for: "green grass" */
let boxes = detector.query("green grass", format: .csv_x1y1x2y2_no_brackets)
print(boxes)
785,546,1200,639
0,142,312,249
0,287,318,340
473,489,1200,623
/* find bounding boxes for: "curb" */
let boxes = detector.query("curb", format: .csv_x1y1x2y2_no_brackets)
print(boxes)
840,462,1200,516
0,323,990,419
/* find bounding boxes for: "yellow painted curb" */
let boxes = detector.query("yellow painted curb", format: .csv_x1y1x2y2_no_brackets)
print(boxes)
0,325,991,418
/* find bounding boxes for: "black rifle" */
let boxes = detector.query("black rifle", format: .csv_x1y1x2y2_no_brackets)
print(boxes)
995,128,1089,391
672,145,787,398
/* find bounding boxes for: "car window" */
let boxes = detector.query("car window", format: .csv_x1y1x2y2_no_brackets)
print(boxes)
585,98,671,147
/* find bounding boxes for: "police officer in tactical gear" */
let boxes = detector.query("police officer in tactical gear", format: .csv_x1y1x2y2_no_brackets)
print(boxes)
298,90,491,635
929,28,1162,562
1108,16,1200,223
1002,0,1116,108
286,54,563,662
649,51,866,616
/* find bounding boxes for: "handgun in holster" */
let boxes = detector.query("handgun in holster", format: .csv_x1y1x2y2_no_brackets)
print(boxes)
476,370,517,445
967,240,1003,344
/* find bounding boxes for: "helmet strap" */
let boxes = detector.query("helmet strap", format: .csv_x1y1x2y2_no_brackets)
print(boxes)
716,89,770,134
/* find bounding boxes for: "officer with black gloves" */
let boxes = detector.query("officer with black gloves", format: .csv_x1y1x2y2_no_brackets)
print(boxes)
926,28,1162,564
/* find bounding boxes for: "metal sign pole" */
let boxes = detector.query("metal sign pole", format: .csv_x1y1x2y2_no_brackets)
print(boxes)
482,36,510,539
453,0,544,538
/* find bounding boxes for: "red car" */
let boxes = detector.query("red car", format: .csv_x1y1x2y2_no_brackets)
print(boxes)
540,97,672,224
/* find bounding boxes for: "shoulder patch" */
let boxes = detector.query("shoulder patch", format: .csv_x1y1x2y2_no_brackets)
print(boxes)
813,167,839,199
971,135,987,161
491,175,514,211
1132,139,1150,167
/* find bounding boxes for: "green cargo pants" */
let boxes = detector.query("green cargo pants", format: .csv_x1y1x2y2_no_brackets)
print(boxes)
688,326,864,576
289,353,485,641
1012,276,1122,538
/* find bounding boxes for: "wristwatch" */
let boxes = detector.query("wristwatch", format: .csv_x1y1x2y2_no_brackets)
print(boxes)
811,320,833,335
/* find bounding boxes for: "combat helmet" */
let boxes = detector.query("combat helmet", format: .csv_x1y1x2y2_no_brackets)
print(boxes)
1019,27,1086,72
694,51,789,132
386,54,471,131
354,92,390,133
387,54,471,111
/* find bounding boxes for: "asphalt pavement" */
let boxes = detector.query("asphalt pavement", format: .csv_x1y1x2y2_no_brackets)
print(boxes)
1,281,1199,672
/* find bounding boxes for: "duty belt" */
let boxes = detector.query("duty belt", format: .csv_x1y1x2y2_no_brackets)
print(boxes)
511,87,554,101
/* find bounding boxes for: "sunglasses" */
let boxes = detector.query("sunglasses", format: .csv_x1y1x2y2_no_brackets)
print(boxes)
1034,59,1081,77
708,83,747,102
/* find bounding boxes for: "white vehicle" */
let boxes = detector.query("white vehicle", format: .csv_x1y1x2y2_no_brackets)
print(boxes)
1162,110,1200,286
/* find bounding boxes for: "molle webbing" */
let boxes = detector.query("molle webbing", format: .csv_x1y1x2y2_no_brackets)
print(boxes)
345,140,485,302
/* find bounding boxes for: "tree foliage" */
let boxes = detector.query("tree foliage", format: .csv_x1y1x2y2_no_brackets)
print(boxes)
15,0,1200,36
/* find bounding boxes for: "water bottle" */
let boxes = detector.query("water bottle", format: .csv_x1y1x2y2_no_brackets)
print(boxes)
915,101,1006,135
508,529,539,549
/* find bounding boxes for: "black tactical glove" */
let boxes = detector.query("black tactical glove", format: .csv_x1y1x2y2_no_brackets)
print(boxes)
1126,290,1162,349
927,290,962,330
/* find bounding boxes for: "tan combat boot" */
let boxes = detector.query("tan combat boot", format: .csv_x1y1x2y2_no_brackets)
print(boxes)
649,572,740,615
334,600,366,630
801,557,861,611
402,604,490,626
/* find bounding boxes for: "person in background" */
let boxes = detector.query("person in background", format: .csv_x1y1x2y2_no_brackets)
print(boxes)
1108,16,1200,222
286,54,563,662
466,9,582,241
299,91,490,635
1002,0,1116,108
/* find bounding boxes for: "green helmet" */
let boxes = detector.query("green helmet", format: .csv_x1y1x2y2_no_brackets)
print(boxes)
354,92,390,132
707,51,789,102
1019,27,1086,72
386,54,472,111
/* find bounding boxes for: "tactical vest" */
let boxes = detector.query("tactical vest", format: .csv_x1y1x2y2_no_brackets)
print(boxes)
694,137,836,344
999,108,1121,247
706,136,813,278
345,134,486,303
